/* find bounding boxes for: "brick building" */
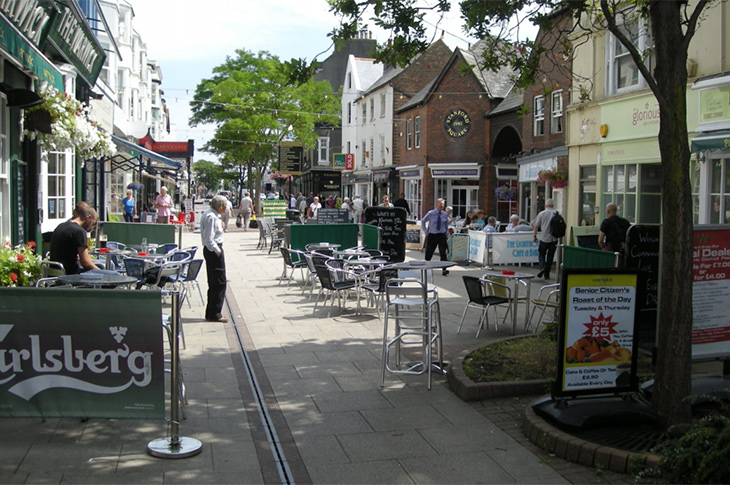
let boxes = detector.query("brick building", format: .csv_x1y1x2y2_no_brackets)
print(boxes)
395,41,515,220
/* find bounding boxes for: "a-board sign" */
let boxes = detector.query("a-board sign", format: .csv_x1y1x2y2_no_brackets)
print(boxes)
571,226,601,250
317,209,349,224
364,207,407,262
262,200,287,218
556,269,640,398
692,225,730,360
0,288,164,418
624,225,660,351
406,224,422,249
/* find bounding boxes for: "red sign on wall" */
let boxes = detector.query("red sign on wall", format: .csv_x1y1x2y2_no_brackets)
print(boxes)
345,153,354,170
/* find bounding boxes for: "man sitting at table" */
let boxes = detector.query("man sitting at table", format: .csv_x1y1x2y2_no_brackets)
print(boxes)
50,202,100,275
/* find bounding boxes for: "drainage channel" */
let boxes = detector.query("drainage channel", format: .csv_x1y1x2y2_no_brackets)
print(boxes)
226,299,295,485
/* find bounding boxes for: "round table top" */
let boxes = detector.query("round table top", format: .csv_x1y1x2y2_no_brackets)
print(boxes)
57,272,138,288
387,260,456,270
306,242,341,249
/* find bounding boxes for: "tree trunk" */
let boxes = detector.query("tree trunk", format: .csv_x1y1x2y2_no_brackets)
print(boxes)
649,1,693,428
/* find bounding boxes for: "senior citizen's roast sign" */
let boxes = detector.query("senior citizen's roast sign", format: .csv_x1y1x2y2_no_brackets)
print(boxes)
0,288,164,418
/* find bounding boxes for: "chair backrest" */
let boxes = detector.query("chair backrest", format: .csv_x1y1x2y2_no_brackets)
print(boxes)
106,241,126,250
364,249,384,258
159,243,178,254
280,247,293,267
184,259,204,282
123,257,148,279
377,268,398,292
314,264,336,291
181,246,198,259
462,275,485,303
41,260,66,277
399,269,433,285
385,278,427,303
168,250,192,262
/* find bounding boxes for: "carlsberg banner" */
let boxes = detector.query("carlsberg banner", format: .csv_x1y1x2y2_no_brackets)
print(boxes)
0,288,164,418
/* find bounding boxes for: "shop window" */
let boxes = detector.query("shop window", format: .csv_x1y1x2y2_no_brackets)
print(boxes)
47,153,67,220
414,116,421,148
709,158,730,224
406,119,413,150
579,166,597,226
639,165,661,224
534,96,545,136
606,18,652,96
602,164,639,223
109,172,125,215
405,179,422,220
551,91,563,134
691,157,701,224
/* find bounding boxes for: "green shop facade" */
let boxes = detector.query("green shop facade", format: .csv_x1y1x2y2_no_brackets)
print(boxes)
0,0,105,247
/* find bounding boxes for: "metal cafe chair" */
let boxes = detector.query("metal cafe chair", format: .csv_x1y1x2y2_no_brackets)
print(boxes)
312,261,357,317
527,283,561,333
458,276,511,337
279,247,307,287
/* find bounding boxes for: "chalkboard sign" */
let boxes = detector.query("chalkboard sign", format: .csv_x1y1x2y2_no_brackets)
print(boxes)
624,225,660,352
317,209,349,224
406,224,422,249
364,207,407,262
576,234,600,250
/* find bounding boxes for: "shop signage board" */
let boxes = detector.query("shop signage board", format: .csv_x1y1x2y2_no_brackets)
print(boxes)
0,288,164,418
333,153,354,170
406,224,422,249
692,226,730,360
317,209,349,224
556,269,640,398
0,15,64,91
624,225,660,351
47,6,105,86
490,233,539,264
364,207,406,262
278,142,302,174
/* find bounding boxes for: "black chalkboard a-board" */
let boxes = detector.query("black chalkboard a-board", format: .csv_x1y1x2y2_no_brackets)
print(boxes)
576,234,600,250
317,209,349,224
364,207,407,262
625,225,660,352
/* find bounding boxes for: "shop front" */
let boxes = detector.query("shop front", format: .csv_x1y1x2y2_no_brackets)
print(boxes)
428,163,481,219
517,149,565,222
690,74,730,225
372,167,396,207
351,170,371,204
397,165,423,220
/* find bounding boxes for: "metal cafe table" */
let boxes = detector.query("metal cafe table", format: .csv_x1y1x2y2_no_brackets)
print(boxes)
57,271,138,289
482,270,536,335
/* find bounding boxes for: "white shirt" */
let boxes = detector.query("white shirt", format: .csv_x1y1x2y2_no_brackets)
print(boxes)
309,202,322,218
352,198,364,211
483,224,497,233
201,208,224,255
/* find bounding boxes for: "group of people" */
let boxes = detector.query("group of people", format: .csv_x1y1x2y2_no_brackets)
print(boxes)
119,186,176,224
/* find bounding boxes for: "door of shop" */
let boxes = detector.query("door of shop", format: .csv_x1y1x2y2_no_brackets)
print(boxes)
450,185,479,219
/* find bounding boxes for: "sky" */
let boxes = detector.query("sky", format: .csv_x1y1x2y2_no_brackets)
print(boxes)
124,0,476,163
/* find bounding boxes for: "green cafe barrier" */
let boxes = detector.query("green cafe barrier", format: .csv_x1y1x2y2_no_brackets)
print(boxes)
99,222,176,247
287,223,380,252
562,244,619,269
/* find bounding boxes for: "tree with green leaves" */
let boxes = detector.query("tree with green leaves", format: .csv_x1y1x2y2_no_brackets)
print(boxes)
191,159,223,197
190,49,341,212
329,0,718,428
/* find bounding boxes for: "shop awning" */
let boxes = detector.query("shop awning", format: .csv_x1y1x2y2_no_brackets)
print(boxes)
111,135,182,169
691,131,730,152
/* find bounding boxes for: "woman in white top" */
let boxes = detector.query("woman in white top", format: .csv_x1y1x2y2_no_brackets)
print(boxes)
308,196,322,219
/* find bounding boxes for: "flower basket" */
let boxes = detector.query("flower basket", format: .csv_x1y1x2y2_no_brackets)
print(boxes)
0,240,42,287
537,169,568,188
494,184,517,201
270,171,294,183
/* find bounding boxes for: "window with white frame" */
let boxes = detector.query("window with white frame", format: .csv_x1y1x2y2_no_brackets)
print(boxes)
380,92,386,117
404,179,422,219
347,102,351,124
414,116,421,148
361,139,366,166
0,95,8,241
370,98,375,120
46,152,67,220
534,96,545,136
551,91,563,134
109,172,125,214
362,103,366,125
318,137,329,163
369,138,374,164
606,18,652,95
406,119,413,150
379,134,385,163
346,72,351,89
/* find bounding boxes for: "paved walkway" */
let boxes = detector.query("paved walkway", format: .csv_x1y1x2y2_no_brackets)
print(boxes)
0,226,632,484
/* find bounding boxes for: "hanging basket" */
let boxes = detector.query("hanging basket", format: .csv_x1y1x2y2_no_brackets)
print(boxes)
25,109,53,134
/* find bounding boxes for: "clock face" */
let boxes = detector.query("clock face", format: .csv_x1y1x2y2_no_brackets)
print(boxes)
444,109,471,138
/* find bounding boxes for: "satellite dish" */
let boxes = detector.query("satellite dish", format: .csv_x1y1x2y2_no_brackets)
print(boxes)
129,121,149,139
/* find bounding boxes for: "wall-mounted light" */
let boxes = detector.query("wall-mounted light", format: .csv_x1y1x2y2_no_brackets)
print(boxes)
599,124,609,137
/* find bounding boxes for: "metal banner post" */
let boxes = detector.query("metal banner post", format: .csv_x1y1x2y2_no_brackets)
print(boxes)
148,292,202,458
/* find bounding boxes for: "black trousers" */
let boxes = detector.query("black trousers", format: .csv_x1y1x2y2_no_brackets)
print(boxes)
538,240,558,277
123,212,134,223
203,245,227,319
425,233,448,261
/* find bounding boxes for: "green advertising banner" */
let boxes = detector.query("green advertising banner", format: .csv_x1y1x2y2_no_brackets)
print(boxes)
0,288,164,418
262,200,287,218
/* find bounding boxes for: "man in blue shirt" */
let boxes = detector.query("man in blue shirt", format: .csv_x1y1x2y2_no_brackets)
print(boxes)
422,198,450,275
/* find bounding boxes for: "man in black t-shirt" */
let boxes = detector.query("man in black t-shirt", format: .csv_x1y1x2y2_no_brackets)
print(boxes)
393,193,411,216
599,202,631,253
50,202,99,274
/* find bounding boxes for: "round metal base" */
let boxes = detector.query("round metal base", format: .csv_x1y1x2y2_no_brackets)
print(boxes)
147,437,203,459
